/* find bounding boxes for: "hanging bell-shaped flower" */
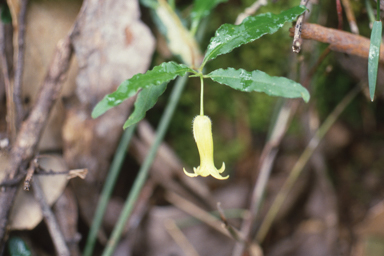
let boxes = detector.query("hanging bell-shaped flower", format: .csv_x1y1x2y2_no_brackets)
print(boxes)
183,115,228,180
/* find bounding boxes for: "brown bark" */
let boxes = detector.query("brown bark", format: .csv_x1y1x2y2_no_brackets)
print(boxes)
0,37,73,251
290,23,384,62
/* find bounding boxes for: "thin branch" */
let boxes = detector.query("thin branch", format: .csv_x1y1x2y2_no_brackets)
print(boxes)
232,100,297,256
292,0,309,53
23,159,37,191
32,177,70,256
164,219,200,256
336,0,343,30
289,23,384,62
165,191,232,238
13,0,29,129
0,23,16,142
341,0,359,34
235,0,267,25
0,35,73,250
217,203,263,256
217,202,245,243
255,85,361,243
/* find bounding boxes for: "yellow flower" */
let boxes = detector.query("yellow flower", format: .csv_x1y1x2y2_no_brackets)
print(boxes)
183,115,228,180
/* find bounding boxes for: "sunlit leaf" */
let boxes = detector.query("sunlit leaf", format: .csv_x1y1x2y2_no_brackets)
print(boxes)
92,62,195,118
123,83,167,129
368,20,382,101
207,68,310,102
152,0,201,67
190,0,228,33
201,5,306,68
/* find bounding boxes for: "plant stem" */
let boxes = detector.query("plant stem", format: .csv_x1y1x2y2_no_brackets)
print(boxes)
255,85,361,243
200,75,204,116
377,0,381,21
83,124,136,256
102,75,188,256
168,0,175,10
366,0,375,24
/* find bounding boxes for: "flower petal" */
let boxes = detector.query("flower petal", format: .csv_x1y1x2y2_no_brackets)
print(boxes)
183,168,198,177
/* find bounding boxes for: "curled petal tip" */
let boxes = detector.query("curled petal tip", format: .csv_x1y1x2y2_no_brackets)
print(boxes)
218,162,225,173
210,170,229,180
183,167,198,177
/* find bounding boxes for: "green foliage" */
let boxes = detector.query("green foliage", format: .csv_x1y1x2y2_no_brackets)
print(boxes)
8,237,31,256
191,0,228,33
207,68,310,102
123,83,168,129
0,3,12,23
200,5,306,69
368,21,382,101
92,4,309,131
92,62,195,119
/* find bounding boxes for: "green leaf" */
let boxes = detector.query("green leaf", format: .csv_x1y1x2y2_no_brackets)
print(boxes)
368,20,382,101
8,237,31,256
201,5,306,68
0,3,12,23
123,83,167,129
190,0,228,33
152,1,201,67
207,68,310,102
140,0,158,9
92,62,195,118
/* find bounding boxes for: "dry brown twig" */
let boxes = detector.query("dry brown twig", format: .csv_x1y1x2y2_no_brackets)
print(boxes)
289,23,384,62
164,219,200,256
217,203,263,256
235,0,267,25
0,34,74,252
341,0,359,34
23,158,37,191
32,177,70,256
0,23,16,142
232,100,298,256
292,0,309,53
12,0,29,129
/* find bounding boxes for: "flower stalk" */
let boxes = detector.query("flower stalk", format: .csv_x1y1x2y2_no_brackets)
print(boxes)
183,75,228,180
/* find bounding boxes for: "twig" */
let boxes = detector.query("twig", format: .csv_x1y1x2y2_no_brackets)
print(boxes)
289,23,384,62
217,202,245,243
255,85,361,243
53,188,81,256
292,0,309,53
218,203,263,256
232,100,297,256
341,0,359,34
0,173,25,187
0,36,73,250
13,0,29,129
32,177,70,256
336,0,343,30
0,23,16,142
303,46,331,88
23,159,37,191
235,0,267,25
165,191,231,238
164,219,200,256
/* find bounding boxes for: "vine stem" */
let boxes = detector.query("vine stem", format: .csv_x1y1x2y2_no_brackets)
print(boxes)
377,0,381,21
83,124,136,256
102,75,188,256
200,75,204,116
